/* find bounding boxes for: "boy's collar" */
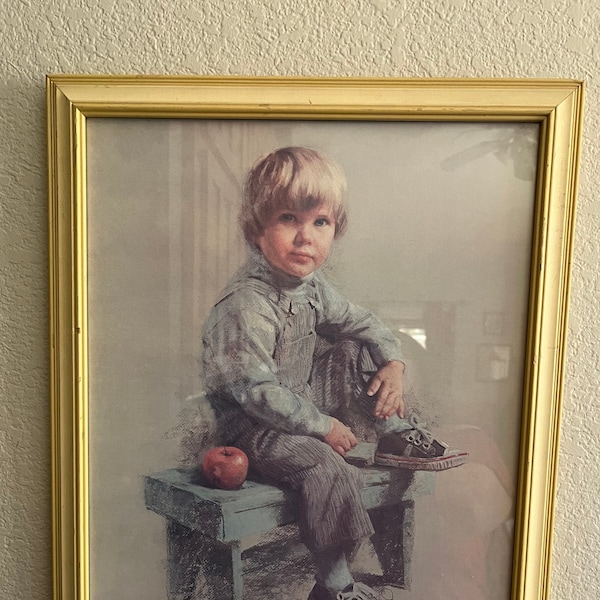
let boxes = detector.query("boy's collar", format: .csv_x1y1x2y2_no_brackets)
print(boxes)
250,248,316,289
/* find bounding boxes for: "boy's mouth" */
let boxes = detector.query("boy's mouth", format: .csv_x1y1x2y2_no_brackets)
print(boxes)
290,252,313,262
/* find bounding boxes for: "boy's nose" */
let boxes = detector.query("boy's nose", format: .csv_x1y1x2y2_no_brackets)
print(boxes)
294,225,312,244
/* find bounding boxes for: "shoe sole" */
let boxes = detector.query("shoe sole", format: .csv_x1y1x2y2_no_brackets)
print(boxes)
374,450,468,471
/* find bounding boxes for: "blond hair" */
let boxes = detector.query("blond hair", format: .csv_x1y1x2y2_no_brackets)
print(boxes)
241,146,348,245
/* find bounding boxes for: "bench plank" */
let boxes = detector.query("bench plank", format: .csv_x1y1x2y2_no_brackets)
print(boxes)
146,465,434,599
145,467,433,542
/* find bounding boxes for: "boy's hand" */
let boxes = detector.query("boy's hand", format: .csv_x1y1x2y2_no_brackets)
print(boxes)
368,360,405,420
324,418,358,456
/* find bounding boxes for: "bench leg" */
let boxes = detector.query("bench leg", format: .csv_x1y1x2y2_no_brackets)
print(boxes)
369,501,415,589
166,520,243,600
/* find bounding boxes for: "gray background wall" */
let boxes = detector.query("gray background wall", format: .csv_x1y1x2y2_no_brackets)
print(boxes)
0,1,597,599
85,118,531,598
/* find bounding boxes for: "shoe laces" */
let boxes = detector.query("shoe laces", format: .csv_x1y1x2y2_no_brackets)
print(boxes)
404,413,434,450
336,582,393,600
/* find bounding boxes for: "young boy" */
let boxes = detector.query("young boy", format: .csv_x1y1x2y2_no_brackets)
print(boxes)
201,146,467,600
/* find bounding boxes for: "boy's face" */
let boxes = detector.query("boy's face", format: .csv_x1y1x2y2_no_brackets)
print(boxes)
256,205,335,278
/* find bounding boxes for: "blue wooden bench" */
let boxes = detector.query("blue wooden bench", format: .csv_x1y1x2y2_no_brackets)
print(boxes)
144,459,434,600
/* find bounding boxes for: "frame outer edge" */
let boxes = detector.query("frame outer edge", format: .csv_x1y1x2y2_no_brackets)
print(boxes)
48,76,81,600
513,82,584,600
538,83,584,600
46,76,585,600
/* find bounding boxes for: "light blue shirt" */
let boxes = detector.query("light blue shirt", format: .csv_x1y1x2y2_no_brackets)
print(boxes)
202,251,403,438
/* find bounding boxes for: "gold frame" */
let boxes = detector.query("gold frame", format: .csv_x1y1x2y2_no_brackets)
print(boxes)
47,75,584,600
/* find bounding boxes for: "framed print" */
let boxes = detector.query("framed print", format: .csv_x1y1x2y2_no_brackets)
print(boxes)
47,76,584,600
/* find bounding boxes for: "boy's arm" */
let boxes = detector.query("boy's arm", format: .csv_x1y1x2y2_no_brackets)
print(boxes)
315,276,406,419
314,275,404,365
203,306,332,439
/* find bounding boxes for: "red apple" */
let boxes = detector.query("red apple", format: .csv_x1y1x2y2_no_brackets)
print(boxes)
202,446,249,490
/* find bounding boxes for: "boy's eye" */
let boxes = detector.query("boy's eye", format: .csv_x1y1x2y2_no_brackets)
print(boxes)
279,213,296,223
314,218,330,227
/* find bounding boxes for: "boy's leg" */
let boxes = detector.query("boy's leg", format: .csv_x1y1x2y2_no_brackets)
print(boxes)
311,339,390,440
229,421,375,597
311,339,468,470
312,545,354,594
231,420,374,553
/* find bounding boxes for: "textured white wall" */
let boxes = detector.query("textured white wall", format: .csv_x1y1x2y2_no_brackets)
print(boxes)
0,1,597,599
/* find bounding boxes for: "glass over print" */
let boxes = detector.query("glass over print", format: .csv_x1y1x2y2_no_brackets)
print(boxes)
86,118,535,599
